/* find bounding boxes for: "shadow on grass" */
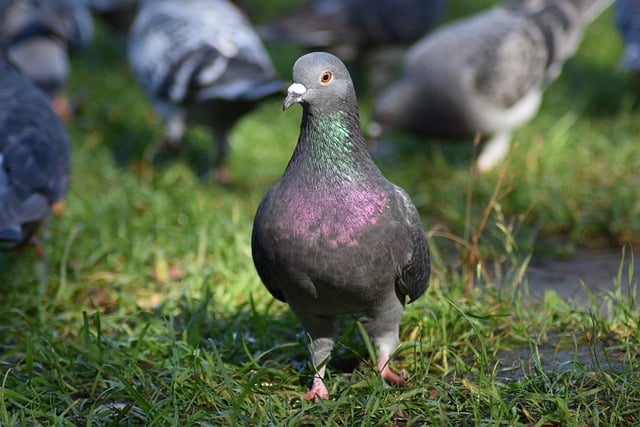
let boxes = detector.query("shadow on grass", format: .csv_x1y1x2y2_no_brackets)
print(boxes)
554,57,640,118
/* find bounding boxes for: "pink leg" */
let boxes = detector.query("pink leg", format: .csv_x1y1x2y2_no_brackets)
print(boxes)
214,165,232,185
52,94,73,123
378,353,405,386
303,376,329,401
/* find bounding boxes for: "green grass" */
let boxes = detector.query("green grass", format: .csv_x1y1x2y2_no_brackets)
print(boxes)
1,1,639,425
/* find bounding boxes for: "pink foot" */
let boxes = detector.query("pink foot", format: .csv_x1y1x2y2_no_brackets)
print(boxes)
52,94,73,123
303,377,329,401
214,166,232,185
379,357,405,386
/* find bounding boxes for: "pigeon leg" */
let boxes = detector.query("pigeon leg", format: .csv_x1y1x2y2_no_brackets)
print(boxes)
378,347,405,385
213,130,231,184
476,131,511,172
294,311,337,401
303,336,334,401
160,107,187,152
52,93,73,123
305,376,329,401
29,235,44,258
360,295,405,385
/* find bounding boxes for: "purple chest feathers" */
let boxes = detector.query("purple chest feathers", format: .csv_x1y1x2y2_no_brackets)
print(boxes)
281,184,388,248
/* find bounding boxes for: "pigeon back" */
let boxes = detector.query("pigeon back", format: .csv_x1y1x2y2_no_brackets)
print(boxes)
0,57,71,248
128,0,280,106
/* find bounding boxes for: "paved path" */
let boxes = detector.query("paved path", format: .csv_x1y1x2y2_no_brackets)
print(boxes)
524,246,639,309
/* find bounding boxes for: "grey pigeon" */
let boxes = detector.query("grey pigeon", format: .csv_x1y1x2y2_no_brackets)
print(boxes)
259,0,446,59
0,0,93,119
615,0,640,72
372,0,613,172
127,0,283,182
0,54,71,250
252,52,430,400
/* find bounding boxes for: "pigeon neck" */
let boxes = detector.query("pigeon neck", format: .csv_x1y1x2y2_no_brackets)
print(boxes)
288,107,376,181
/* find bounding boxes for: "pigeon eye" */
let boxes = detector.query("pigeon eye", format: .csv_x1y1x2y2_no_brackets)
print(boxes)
320,71,332,84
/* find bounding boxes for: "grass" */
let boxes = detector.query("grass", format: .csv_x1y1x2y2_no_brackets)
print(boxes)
1,1,639,425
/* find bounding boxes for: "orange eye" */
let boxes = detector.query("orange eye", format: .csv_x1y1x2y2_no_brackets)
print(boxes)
320,71,332,84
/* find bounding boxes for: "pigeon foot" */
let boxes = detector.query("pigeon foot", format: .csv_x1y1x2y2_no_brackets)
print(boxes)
52,94,73,123
214,165,232,185
303,377,329,401
379,358,405,386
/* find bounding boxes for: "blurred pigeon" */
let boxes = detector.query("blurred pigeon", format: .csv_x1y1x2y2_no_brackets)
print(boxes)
0,54,71,251
0,0,93,120
259,0,446,60
615,0,640,72
252,52,430,401
128,0,283,182
372,0,613,171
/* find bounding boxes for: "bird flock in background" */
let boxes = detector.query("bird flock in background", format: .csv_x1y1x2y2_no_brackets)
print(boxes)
0,0,637,400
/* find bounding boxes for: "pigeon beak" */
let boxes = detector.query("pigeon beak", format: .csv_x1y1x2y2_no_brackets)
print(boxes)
283,83,307,111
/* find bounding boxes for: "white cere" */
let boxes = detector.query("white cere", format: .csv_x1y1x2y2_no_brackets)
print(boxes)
287,83,307,95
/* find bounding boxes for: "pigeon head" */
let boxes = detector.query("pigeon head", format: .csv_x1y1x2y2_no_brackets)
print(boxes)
283,51,356,113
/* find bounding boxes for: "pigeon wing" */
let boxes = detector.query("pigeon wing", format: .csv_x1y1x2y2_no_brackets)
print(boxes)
129,0,276,104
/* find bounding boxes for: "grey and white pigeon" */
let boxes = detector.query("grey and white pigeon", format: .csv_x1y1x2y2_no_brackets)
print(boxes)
251,52,430,401
0,0,93,119
127,0,283,182
0,54,71,251
371,0,613,172
615,0,640,72
259,0,446,59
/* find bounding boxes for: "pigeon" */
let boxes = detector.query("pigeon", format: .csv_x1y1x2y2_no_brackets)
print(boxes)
371,0,614,172
251,52,430,401
259,0,446,60
127,0,283,182
615,0,640,72
0,0,93,120
0,54,71,251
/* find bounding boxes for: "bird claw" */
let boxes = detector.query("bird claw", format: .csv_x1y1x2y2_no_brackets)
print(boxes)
379,356,406,386
52,94,73,123
51,201,66,217
214,166,232,185
380,365,406,386
303,378,329,401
